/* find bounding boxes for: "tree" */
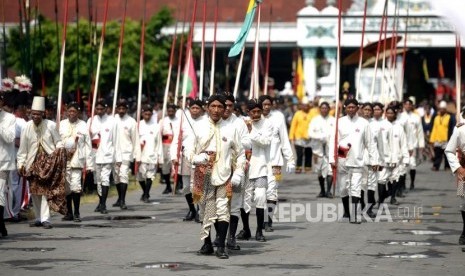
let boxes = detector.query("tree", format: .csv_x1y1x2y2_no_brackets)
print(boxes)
7,6,174,103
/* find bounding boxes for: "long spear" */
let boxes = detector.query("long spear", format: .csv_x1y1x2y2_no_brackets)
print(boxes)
355,0,367,100
89,0,110,125
181,0,198,109
161,19,178,119
263,4,272,95
1,0,6,77
369,0,388,102
54,0,60,68
332,0,343,193
111,0,128,116
76,0,81,104
174,6,187,106
209,0,219,95
36,0,46,96
399,0,409,101
198,0,206,100
456,35,461,121
136,0,147,128
56,0,70,127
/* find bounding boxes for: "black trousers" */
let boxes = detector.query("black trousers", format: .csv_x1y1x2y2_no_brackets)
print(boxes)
295,145,312,169
433,146,450,170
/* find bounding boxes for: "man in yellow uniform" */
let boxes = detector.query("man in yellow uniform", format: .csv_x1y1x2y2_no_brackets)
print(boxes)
430,101,455,171
289,98,317,173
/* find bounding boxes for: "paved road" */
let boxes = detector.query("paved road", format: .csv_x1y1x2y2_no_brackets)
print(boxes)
0,162,463,276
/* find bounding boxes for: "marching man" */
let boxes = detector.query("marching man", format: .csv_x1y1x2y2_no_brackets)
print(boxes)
330,99,378,224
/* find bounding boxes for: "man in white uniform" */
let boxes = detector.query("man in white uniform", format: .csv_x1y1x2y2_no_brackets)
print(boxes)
138,105,163,203
87,100,117,214
113,99,141,209
330,99,378,224
0,93,16,236
60,102,93,222
260,95,295,232
160,104,179,194
308,101,335,198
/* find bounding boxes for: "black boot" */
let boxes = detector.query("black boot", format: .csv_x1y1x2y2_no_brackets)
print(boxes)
213,222,220,247
366,190,376,218
94,195,102,212
183,193,197,221
120,184,128,210
139,181,147,202
342,196,350,220
360,190,366,211
350,197,361,224
145,179,152,202
197,232,214,255
317,176,325,197
100,186,109,214
112,183,122,207
390,181,399,205
264,201,276,232
326,176,333,198
73,193,82,222
215,221,229,259
62,194,74,221
162,174,172,194
176,175,183,193
237,208,251,240
459,211,465,245
195,205,201,223
255,208,266,242
398,175,406,197
409,169,416,190
0,206,7,237
378,183,386,206
227,215,240,250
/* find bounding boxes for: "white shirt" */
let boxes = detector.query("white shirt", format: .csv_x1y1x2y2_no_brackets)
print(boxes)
248,118,273,179
185,117,246,186
114,114,141,163
87,114,116,164
160,116,179,145
329,115,377,167
399,111,425,150
445,126,465,173
17,119,63,170
139,119,163,164
386,120,409,165
170,113,207,162
224,113,251,150
265,110,295,167
0,110,16,171
60,119,93,169
308,114,335,158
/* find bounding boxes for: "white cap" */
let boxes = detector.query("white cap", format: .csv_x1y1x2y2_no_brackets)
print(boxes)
301,97,310,104
31,96,45,111
439,100,447,109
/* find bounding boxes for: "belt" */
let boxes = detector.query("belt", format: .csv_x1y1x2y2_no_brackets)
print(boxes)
162,134,173,144
337,145,351,158
91,139,100,150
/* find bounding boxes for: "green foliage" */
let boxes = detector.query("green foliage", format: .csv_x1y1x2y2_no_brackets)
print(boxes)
7,7,175,101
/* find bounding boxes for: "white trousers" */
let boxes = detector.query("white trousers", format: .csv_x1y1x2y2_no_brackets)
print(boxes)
137,162,156,181
337,158,363,198
377,167,391,185
95,163,112,196
9,170,23,217
113,161,130,184
313,155,331,177
66,167,82,194
31,194,50,223
161,144,171,174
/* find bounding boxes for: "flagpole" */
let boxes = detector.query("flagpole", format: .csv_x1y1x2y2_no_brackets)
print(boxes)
56,0,70,128
112,0,128,116
209,0,219,95
37,0,46,96
75,0,81,104
199,0,206,100
233,47,245,98
1,0,6,77
89,0,109,126
355,0,367,101
253,3,261,99
400,0,409,102
263,4,272,95
249,47,255,99
380,7,389,103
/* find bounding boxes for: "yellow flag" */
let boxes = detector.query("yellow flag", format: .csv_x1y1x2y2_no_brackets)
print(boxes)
296,54,305,101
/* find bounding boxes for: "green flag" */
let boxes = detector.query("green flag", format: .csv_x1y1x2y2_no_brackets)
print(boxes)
228,0,261,57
